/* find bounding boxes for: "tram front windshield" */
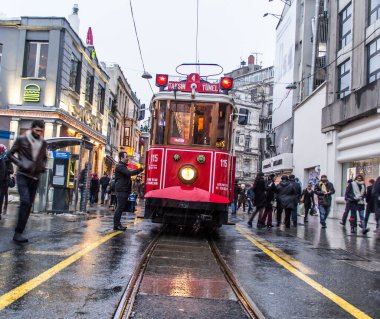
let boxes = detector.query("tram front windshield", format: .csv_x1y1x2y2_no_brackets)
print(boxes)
153,100,232,150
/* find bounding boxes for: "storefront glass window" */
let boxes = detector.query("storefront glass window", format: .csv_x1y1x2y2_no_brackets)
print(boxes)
341,158,380,194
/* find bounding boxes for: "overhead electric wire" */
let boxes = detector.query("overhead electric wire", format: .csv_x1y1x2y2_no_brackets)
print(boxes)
195,0,200,73
129,0,154,94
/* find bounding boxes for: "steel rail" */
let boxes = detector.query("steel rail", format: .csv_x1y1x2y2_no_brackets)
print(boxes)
112,228,164,319
208,237,265,319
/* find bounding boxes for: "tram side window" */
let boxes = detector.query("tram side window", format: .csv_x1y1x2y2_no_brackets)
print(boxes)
170,102,191,144
193,104,212,145
216,104,227,149
155,101,167,145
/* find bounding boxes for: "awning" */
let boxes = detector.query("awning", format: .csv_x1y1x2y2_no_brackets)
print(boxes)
105,155,117,165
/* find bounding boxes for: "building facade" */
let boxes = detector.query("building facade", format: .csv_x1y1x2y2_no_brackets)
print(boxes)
267,0,328,176
104,63,141,173
226,57,274,184
322,0,380,211
0,16,110,176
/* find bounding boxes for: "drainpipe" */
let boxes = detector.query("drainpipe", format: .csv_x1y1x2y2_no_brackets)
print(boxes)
310,0,320,95
55,29,65,110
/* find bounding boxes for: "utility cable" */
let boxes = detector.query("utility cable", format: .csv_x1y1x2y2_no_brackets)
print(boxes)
195,0,200,73
129,0,154,94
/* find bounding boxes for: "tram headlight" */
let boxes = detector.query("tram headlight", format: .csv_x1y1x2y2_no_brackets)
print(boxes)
178,165,198,184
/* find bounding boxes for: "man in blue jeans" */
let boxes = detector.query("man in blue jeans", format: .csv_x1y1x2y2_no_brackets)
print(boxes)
314,175,335,228
8,120,47,243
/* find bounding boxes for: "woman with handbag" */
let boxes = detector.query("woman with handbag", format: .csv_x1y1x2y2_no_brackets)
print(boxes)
0,144,14,219
301,183,315,223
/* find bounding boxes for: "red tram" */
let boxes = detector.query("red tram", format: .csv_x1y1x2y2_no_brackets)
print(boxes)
144,65,239,229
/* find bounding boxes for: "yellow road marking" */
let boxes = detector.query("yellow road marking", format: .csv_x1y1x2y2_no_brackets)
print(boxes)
247,231,317,275
236,225,373,319
26,244,83,256
0,221,139,311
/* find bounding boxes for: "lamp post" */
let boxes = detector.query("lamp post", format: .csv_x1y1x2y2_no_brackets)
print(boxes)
269,0,291,6
263,13,283,20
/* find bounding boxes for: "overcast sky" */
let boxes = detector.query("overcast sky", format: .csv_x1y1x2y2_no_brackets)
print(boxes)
0,0,284,107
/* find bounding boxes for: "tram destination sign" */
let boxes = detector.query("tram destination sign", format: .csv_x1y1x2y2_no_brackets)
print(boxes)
168,73,220,94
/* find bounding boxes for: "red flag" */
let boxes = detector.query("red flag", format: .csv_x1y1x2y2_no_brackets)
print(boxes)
86,27,93,46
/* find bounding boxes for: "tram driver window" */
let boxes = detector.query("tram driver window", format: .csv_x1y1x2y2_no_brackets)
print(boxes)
155,101,167,145
193,104,212,145
169,102,191,144
216,104,227,149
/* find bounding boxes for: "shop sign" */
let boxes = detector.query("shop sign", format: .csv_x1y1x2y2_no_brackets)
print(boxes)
0,130,15,140
53,151,71,159
23,84,41,102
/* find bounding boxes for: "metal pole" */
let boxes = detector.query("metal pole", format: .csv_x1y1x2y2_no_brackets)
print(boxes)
73,140,83,213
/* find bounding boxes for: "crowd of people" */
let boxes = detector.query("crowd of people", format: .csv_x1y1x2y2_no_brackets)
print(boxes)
232,173,380,234
88,172,144,208
0,120,145,243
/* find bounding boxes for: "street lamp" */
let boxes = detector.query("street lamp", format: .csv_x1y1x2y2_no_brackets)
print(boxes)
269,0,291,6
141,71,152,79
285,82,297,90
263,13,282,20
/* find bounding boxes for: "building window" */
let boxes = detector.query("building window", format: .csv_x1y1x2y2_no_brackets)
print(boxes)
0,44,3,72
23,42,49,78
97,84,105,114
243,159,251,177
369,0,380,25
368,37,380,83
85,72,94,103
107,123,112,144
245,136,251,152
338,60,351,98
69,56,81,93
235,132,240,145
123,126,131,146
339,3,352,49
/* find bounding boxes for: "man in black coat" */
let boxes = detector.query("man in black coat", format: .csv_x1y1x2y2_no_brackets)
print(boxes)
0,144,14,219
276,175,297,228
363,179,375,234
8,120,47,243
113,151,144,230
289,174,302,227
99,172,110,204
314,174,335,229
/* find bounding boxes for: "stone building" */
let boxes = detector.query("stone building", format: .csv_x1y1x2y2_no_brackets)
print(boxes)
0,15,110,175
225,56,274,184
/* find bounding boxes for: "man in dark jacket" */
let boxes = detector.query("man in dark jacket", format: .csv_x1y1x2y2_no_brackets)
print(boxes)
259,174,276,228
289,174,302,227
248,172,266,228
100,172,110,204
363,179,375,234
314,175,335,229
8,120,47,243
373,176,380,231
89,173,100,205
0,144,14,219
276,175,297,228
113,152,144,230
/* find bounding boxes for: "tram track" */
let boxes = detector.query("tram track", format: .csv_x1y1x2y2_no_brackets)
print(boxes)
112,227,262,319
